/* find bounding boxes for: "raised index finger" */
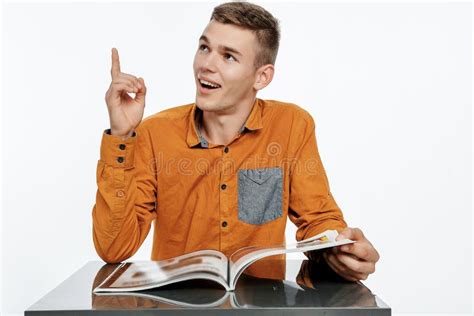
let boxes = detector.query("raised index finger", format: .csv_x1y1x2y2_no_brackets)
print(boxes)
111,47,121,79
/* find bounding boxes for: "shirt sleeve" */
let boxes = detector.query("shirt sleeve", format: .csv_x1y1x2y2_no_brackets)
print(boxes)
287,112,348,245
92,126,157,263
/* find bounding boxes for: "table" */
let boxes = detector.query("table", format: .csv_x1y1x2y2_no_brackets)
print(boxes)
25,259,391,315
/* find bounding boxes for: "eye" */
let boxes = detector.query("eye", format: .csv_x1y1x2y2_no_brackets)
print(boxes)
224,53,236,62
199,44,208,51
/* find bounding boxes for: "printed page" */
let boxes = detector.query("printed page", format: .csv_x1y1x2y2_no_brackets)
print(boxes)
94,249,229,292
94,288,231,307
228,230,354,290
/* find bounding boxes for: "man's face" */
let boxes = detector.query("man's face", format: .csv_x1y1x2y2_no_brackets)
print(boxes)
193,20,260,113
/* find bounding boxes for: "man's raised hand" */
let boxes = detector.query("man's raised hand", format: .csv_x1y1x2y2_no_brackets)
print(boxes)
105,47,147,139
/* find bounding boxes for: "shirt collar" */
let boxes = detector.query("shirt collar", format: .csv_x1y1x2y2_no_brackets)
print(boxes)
186,98,263,148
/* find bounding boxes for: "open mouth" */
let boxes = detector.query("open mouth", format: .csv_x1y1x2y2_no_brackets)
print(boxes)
199,79,222,90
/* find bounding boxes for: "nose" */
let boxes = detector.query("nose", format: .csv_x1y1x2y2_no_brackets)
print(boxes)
200,51,219,73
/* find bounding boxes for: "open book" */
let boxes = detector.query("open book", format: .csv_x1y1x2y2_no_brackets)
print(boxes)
93,229,354,292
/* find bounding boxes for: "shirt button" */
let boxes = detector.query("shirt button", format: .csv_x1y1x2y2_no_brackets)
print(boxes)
222,221,228,228
116,190,125,197
224,147,229,153
119,144,126,150
221,184,227,190
117,157,124,163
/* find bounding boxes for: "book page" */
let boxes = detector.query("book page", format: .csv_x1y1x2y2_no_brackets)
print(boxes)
94,250,229,292
228,230,354,290
94,287,231,308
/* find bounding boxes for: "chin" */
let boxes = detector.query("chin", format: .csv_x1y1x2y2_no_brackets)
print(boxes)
197,104,221,113
195,96,218,112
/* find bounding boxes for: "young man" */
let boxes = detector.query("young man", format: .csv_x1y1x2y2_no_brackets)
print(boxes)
93,1,379,282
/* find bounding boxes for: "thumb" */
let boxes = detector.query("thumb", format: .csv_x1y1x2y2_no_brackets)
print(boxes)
336,227,352,241
134,77,147,104
336,227,364,241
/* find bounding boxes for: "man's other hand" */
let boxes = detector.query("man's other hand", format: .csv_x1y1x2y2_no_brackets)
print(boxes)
323,227,380,282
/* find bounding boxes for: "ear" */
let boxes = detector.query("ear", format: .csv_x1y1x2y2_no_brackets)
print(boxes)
253,64,275,91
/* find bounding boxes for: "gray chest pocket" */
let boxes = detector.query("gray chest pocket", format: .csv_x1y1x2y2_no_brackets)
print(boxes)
237,167,283,225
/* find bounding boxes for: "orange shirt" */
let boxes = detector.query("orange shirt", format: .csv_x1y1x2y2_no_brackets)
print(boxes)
92,98,347,277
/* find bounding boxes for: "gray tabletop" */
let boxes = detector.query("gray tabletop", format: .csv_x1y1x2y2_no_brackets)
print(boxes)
25,259,391,315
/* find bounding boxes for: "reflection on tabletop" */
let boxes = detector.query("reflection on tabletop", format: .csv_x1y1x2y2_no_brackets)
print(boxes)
91,258,378,309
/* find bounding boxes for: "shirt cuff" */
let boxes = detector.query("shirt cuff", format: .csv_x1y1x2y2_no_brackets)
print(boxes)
100,128,136,168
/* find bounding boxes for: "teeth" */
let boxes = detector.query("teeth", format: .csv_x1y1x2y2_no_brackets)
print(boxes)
199,79,221,88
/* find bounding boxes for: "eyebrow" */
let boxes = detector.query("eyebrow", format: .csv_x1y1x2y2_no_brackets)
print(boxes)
199,35,243,56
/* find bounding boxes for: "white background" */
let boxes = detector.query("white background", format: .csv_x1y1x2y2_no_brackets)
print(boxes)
1,1,472,315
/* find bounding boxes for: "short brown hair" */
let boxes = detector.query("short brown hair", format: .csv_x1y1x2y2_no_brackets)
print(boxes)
210,1,280,69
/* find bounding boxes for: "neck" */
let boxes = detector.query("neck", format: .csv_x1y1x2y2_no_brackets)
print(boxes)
200,96,256,146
